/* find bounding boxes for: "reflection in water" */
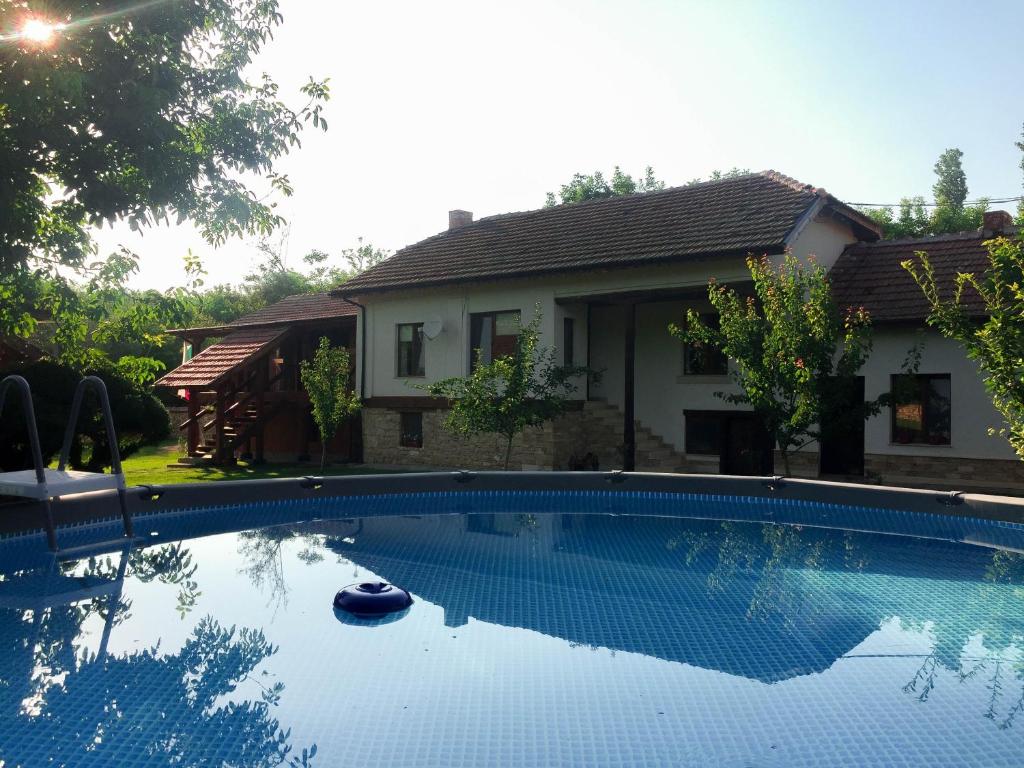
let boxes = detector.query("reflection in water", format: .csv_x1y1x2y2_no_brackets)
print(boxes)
1,501,1023,766
0,542,316,767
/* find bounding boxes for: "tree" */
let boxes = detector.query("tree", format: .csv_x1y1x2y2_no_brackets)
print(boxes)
299,337,360,472
933,148,969,211
0,0,330,335
669,254,880,475
544,165,664,206
861,147,988,239
902,236,1024,460
424,307,588,469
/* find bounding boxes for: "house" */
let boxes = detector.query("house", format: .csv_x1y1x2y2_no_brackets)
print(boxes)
156,293,359,465
337,171,1022,490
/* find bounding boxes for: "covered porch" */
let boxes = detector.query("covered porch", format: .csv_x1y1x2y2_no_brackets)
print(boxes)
557,284,786,476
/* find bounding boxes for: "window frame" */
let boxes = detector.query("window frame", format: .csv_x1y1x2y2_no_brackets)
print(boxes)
563,317,575,367
681,313,728,376
396,322,426,378
889,373,952,446
468,309,521,371
399,411,424,448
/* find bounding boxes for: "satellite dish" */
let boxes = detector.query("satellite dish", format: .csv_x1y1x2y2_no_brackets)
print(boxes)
422,318,444,340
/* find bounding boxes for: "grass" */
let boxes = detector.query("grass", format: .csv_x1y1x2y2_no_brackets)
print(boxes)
118,442,395,487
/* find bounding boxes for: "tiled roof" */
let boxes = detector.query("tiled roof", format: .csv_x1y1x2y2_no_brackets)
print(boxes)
155,327,286,388
339,171,880,294
830,231,1003,323
226,293,358,328
168,292,358,337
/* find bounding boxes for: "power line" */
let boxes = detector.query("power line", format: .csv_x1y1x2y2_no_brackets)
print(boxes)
850,195,1023,208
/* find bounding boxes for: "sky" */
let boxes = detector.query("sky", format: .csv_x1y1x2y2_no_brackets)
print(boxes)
93,0,1024,289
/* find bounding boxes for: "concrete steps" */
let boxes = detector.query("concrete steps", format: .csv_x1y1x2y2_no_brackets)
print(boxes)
580,400,687,473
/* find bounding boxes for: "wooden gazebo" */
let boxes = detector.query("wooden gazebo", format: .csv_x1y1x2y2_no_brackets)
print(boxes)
157,293,359,465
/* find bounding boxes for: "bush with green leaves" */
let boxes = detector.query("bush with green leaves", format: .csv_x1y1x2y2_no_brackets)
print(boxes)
0,360,170,472
670,254,882,475
424,307,589,470
299,337,361,472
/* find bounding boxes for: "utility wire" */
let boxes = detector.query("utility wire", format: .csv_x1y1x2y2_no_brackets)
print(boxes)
850,195,1023,208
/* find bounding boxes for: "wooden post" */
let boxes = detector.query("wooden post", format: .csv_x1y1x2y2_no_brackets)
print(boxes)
623,302,636,471
214,386,226,464
186,389,200,456
254,361,266,464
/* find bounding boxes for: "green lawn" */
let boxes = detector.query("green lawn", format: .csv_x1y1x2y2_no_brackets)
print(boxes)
119,442,394,487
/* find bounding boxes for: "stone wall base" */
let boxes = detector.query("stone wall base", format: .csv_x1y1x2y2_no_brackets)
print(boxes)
362,406,1024,492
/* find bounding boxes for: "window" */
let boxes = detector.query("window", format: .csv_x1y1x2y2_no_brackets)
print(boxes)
563,317,575,366
682,313,727,375
397,323,425,377
399,411,423,448
469,310,521,370
891,374,951,445
685,411,722,455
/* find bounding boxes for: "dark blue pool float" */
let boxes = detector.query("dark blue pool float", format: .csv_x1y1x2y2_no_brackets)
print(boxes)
334,580,413,617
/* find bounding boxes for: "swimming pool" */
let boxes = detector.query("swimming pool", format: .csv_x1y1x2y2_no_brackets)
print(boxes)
2,487,1023,766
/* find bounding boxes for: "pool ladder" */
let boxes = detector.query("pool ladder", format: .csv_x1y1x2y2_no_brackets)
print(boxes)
0,375,133,551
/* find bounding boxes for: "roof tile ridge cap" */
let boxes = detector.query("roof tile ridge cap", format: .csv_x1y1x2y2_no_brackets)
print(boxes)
758,169,815,194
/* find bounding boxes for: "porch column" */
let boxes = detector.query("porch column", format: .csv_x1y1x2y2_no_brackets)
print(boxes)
623,302,636,471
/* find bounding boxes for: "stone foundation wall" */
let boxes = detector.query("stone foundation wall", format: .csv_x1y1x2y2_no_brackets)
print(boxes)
363,407,588,470
362,406,1024,492
864,453,1024,491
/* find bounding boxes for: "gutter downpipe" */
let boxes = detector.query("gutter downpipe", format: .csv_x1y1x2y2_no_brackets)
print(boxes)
341,297,367,399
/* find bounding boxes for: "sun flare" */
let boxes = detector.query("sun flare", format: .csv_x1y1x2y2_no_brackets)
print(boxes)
20,17,63,44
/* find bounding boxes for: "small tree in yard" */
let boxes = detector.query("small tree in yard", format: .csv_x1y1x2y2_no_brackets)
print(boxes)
424,308,588,470
670,254,881,475
300,338,361,472
903,236,1024,460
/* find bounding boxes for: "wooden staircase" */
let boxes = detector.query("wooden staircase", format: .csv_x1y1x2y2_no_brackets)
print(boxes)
580,400,688,473
172,392,286,467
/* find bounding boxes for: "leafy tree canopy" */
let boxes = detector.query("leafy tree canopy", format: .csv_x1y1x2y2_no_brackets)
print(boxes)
424,307,589,469
685,167,751,185
0,0,329,336
670,254,882,475
544,165,664,206
861,147,988,239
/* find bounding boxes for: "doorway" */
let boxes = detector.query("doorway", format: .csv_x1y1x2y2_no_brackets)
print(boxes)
819,376,866,477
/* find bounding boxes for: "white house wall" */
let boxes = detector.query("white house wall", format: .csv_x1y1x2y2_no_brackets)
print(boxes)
864,329,1015,461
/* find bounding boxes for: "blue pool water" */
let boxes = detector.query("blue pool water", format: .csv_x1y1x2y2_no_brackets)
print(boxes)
1,491,1023,766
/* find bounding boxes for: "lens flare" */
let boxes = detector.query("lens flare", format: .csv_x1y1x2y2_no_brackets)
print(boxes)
20,18,63,44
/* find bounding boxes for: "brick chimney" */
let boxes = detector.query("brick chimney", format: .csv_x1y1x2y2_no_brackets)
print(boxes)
982,209,1014,235
448,209,473,230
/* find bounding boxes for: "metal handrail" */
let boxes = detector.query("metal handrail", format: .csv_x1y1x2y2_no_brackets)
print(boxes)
0,375,46,485
56,376,133,538
0,375,56,549
58,376,124,476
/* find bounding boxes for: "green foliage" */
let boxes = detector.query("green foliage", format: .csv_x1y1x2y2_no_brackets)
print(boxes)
902,236,1024,459
544,165,664,206
670,254,880,474
861,148,987,239
0,0,329,274
685,167,751,186
933,148,969,210
424,307,588,469
299,337,360,472
0,359,170,472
